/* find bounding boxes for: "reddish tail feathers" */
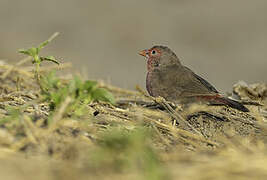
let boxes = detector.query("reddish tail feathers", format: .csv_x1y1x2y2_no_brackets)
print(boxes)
198,95,249,112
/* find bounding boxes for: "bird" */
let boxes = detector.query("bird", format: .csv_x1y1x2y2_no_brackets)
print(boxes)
138,45,249,112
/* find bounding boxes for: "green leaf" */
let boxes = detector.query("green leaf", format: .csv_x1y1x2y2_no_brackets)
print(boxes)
83,80,97,92
39,40,49,50
18,49,31,55
28,47,39,56
40,71,115,117
0,107,20,125
19,47,39,57
40,56,60,65
40,71,60,90
39,32,59,49
91,88,116,104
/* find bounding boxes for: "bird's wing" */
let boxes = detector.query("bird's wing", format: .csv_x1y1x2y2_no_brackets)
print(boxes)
148,64,219,100
183,66,219,93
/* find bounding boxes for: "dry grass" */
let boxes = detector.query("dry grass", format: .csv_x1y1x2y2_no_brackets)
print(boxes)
0,60,266,180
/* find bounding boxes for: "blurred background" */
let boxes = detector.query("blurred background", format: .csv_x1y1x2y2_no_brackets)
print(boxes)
0,0,266,92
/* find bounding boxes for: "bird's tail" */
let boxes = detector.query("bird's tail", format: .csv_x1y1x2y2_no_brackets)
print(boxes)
198,95,249,112
216,97,249,112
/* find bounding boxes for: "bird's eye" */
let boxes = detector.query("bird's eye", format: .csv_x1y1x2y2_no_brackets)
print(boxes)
151,50,156,55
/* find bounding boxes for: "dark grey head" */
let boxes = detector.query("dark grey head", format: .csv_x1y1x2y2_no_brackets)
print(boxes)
139,45,181,70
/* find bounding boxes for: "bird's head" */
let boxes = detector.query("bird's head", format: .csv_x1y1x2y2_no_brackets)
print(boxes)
139,45,180,71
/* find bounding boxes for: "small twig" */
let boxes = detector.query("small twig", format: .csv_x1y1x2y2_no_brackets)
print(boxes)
229,114,257,126
22,115,38,144
46,32,60,43
23,62,72,72
240,100,263,106
0,64,33,78
143,115,218,147
49,96,72,132
39,62,72,72
160,98,202,135
1,56,32,79
136,86,202,136
222,131,253,154
100,83,140,96
117,99,154,106
151,123,172,147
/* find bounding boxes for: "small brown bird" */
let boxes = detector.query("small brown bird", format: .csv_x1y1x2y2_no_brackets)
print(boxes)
139,45,249,112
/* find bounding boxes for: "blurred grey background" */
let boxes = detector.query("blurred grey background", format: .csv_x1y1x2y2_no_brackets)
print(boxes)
0,0,266,92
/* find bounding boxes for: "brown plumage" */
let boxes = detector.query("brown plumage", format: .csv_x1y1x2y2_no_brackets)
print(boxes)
139,45,249,112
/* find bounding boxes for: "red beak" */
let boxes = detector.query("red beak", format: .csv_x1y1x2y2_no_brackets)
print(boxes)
139,49,148,57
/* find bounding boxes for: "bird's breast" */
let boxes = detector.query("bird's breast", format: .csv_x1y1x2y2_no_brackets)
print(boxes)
146,72,154,96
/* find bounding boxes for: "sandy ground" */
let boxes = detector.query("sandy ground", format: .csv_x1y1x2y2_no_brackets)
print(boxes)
0,59,266,180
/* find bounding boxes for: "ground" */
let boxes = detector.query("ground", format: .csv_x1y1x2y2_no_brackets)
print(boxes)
0,59,266,180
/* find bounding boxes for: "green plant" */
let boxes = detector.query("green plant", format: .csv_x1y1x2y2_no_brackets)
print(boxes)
0,107,21,126
18,33,115,118
90,127,168,180
41,71,115,116
18,32,60,81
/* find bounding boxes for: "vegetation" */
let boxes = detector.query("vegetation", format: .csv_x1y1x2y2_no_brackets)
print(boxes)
0,33,266,180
